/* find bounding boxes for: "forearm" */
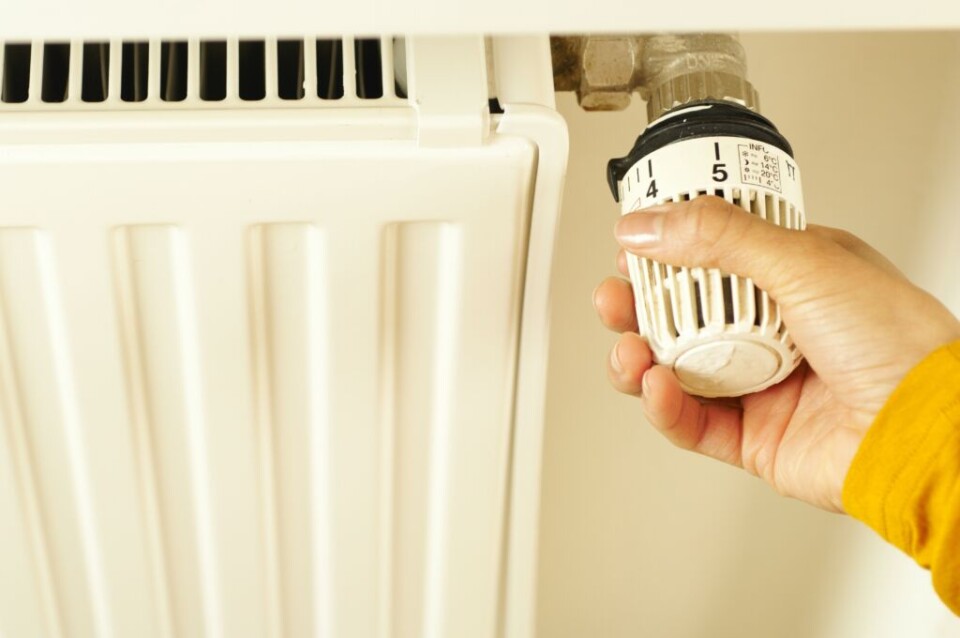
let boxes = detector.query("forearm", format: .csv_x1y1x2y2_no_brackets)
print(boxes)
842,340,960,615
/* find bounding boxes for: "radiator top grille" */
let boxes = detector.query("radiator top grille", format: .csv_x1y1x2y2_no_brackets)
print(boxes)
0,37,408,110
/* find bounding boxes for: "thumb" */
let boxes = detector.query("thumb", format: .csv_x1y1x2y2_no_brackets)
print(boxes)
614,195,844,300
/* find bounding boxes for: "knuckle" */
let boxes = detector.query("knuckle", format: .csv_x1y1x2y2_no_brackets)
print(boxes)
807,225,862,252
822,227,861,250
830,228,859,246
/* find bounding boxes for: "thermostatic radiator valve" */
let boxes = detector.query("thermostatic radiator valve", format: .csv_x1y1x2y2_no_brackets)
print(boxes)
606,100,806,398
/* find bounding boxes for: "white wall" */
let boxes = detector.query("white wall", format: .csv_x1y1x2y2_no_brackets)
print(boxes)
537,32,960,637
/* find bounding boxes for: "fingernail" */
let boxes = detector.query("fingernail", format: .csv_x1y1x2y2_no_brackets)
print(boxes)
616,213,664,247
610,341,623,373
642,370,652,395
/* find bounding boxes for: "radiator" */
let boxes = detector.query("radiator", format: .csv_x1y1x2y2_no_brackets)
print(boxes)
0,35,568,638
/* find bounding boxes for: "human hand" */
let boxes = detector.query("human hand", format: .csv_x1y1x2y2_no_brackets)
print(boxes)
594,196,960,512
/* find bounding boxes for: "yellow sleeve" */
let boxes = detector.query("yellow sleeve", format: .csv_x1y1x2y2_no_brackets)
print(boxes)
842,339,960,615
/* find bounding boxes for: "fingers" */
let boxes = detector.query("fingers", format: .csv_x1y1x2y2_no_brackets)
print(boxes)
593,277,638,333
614,196,852,301
606,332,654,397
641,365,745,468
612,203,902,300
606,335,746,469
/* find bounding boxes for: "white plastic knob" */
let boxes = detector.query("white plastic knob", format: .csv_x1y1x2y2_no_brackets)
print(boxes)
618,134,806,397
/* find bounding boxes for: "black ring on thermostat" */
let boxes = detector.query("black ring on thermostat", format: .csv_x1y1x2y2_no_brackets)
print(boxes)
606,100,795,202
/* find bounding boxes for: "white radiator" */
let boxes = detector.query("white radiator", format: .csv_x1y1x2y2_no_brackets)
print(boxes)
0,35,567,638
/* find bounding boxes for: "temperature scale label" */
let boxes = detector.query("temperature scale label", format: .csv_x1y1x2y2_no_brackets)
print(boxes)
619,136,803,213
738,142,782,192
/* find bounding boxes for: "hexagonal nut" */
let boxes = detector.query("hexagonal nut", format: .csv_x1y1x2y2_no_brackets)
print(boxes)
582,37,639,90
579,90,633,112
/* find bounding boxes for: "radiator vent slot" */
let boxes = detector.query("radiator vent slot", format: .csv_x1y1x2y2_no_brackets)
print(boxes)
0,37,409,109
160,41,187,102
81,42,109,102
121,42,148,103
2,43,31,103
316,39,344,100
238,40,266,101
277,40,304,100
199,41,227,101
354,38,383,99
40,42,70,103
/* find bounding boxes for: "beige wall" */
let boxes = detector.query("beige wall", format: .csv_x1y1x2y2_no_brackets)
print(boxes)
537,32,960,637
